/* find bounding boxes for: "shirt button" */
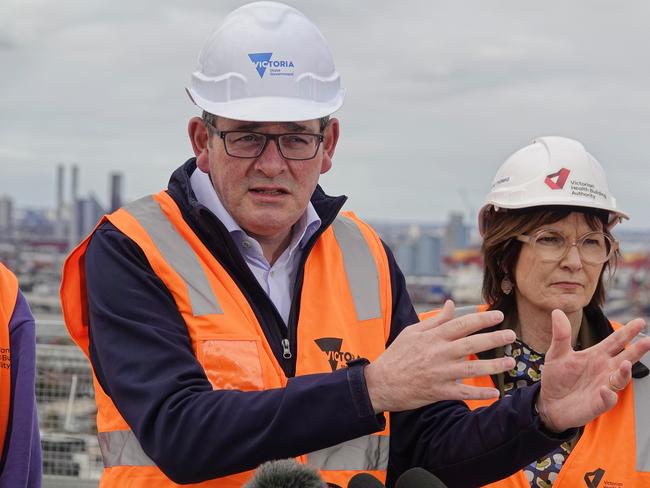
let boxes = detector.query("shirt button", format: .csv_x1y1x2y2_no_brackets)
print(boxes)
269,270,275,277
242,240,251,248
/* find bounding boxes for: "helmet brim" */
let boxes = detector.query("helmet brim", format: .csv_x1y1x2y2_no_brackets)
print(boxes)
478,202,629,237
186,88,344,122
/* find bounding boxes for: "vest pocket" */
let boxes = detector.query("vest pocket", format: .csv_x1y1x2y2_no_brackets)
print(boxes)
198,338,265,391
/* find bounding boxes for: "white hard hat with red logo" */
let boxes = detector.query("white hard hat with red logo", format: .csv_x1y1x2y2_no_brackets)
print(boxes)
186,1,344,122
478,136,628,236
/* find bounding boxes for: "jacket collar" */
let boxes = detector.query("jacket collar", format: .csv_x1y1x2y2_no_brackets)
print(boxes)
167,158,348,233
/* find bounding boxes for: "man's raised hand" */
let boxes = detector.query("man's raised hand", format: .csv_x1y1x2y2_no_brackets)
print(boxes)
364,300,516,413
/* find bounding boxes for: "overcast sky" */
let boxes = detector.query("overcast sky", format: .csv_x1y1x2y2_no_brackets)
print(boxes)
2,0,649,229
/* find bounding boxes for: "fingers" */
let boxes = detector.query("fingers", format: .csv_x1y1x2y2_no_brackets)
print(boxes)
448,356,516,380
450,329,517,358
600,318,647,356
599,385,619,413
546,309,573,360
616,335,650,366
608,360,632,391
432,309,505,341
418,300,456,331
449,383,500,401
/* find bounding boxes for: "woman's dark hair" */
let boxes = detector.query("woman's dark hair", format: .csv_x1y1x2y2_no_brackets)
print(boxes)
481,206,618,314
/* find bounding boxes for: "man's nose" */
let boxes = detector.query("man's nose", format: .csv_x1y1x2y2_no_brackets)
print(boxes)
254,138,286,176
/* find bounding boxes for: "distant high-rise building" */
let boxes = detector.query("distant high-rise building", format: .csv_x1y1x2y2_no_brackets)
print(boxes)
75,195,105,245
55,164,66,240
109,172,123,212
71,165,79,203
56,164,65,211
444,212,468,255
414,234,443,276
0,195,14,240
395,240,416,276
392,225,444,277
68,164,80,249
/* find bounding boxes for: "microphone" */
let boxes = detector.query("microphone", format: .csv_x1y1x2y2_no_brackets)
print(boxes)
243,459,327,488
395,468,447,488
347,473,386,488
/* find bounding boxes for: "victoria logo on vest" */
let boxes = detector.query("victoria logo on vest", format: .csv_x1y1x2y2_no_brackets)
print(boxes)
583,468,605,488
314,337,361,372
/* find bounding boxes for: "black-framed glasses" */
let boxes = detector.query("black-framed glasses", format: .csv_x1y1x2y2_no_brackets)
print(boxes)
205,121,324,160
516,228,618,265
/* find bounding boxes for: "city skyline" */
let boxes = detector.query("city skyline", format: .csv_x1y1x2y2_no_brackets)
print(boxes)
5,163,650,233
2,1,650,226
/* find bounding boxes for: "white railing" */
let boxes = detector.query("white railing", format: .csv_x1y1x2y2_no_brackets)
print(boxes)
36,342,102,486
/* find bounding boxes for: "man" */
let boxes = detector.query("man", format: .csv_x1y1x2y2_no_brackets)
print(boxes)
60,2,650,487
0,262,41,487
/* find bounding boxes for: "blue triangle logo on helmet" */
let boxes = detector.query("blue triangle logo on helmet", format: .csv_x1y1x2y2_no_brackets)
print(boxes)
248,52,273,78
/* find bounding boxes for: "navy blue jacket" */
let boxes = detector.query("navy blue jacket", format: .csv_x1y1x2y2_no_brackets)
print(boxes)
85,159,572,487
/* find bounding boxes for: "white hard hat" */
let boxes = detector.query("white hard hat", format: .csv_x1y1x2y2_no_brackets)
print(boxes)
479,136,628,235
186,1,345,122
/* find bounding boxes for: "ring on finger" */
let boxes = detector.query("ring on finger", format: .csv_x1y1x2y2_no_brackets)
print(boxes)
608,372,625,392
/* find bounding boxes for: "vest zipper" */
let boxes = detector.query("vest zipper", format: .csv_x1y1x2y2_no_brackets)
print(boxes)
281,338,292,359
284,198,345,376
176,176,347,376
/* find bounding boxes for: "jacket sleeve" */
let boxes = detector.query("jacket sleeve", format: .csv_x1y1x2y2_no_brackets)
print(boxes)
0,291,42,488
381,242,575,488
85,223,384,484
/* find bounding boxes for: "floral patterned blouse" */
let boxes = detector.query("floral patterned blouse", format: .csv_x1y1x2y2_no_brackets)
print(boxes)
502,340,575,488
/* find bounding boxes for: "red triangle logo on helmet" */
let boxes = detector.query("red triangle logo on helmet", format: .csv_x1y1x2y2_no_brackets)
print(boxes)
544,168,570,190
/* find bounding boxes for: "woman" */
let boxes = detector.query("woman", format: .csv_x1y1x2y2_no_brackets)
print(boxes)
0,262,41,487
467,136,649,487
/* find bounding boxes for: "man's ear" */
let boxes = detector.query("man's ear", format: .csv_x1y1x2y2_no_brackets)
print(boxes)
320,117,340,174
188,117,210,172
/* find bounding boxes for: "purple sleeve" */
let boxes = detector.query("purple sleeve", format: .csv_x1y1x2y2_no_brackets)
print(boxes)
0,291,42,488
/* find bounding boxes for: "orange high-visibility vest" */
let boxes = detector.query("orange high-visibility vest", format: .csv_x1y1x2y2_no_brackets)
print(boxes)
0,263,16,458
61,191,392,487
421,306,650,487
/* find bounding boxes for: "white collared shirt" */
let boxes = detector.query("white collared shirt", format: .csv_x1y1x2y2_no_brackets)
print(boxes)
190,169,321,325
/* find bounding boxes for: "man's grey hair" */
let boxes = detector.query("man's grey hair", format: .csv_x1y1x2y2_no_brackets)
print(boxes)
202,111,330,132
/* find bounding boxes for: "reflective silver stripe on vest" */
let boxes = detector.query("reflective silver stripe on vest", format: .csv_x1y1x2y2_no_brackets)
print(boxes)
307,435,389,471
123,196,222,316
331,216,381,321
634,341,650,472
98,430,155,467
453,305,481,318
